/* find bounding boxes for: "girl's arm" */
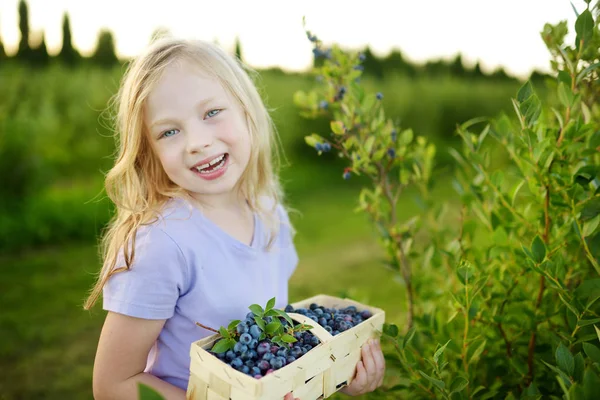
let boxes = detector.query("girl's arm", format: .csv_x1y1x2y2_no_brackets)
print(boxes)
93,311,186,400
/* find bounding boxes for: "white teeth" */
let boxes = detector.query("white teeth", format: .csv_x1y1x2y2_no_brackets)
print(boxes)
195,154,227,174
195,154,225,171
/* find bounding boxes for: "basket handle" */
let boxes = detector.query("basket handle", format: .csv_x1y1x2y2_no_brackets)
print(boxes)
287,312,334,344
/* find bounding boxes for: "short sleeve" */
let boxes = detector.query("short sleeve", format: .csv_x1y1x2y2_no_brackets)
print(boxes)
277,204,299,280
102,226,188,320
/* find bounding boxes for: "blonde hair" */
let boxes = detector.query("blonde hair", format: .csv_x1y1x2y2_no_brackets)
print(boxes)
84,37,289,310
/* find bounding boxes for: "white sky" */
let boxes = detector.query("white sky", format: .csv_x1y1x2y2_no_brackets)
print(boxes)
0,0,583,78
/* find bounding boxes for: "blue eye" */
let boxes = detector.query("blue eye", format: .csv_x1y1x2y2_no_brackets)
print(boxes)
161,129,179,138
206,109,221,118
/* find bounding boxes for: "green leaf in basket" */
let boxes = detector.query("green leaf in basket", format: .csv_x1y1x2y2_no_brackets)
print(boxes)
266,320,282,335
294,323,314,332
249,304,264,317
211,338,234,354
138,383,167,400
266,297,276,312
254,316,266,330
281,334,297,343
218,327,229,339
274,309,294,326
227,319,241,331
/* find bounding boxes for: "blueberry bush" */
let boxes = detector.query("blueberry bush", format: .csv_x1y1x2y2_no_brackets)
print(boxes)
294,4,600,399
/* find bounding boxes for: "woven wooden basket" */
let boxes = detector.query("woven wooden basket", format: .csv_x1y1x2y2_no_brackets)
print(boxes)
186,294,385,400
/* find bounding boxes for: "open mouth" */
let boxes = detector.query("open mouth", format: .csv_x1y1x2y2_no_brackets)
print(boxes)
194,153,229,174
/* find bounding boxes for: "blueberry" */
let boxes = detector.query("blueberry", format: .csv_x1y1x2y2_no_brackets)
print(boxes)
314,308,324,316
376,92,383,100
257,360,270,371
263,352,274,361
240,333,252,345
249,325,261,340
353,65,364,71
319,100,328,110
236,322,248,334
257,342,270,356
231,358,243,369
359,53,366,61
361,310,372,319
235,343,248,354
246,312,255,320
245,360,255,368
225,350,236,361
310,336,320,346
286,356,296,364
318,317,327,326
316,143,323,152
251,366,262,376
325,325,333,334
323,143,331,152
343,171,351,180
285,305,294,312
277,348,289,358
241,365,250,374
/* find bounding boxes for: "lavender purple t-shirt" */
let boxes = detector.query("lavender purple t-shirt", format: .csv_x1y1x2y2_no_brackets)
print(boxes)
102,197,298,390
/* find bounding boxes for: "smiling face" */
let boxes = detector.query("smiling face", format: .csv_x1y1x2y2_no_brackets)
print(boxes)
144,60,252,207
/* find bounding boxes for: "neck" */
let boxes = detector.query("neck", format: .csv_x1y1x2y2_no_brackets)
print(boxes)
188,191,248,214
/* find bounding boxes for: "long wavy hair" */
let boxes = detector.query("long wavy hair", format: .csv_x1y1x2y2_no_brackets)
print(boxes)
84,37,289,310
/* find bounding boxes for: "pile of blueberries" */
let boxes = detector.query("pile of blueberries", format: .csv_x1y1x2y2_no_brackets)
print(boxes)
209,303,373,379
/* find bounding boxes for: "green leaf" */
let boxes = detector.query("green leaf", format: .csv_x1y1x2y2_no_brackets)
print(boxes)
583,343,600,363
365,136,376,153
249,304,264,317
583,214,600,237
211,338,233,354
596,325,600,342
450,376,469,393
418,370,445,390
556,343,575,376
578,318,600,327
575,9,594,50
580,197,600,221
218,327,229,338
399,129,414,145
264,309,279,317
558,82,574,107
254,316,266,331
403,326,417,349
273,309,294,326
576,62,600,85
434,340,451,364
517,81,534,103
457,259,475,285
281,334,297,343
293,90,308,107
138,383,167,400
227,319,241,331
574,352,585,382
266,320,281,335
584,369,600,399
493,227,509,247
304,135,318,148
383,323,399,338
331,120,345,135
265,297,276,312
469,340,487,365
531,235,546,264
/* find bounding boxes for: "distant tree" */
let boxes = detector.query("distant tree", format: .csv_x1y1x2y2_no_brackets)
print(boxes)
59,13,79,65
449,53,467,77
30,31,49,66
472,61,484,78
490,66,512,81
382,49,416,77
16,0,31,61
423,59,448,77
361,46,384,79
234,36,243,62
92,29,118,67
0,22,6,63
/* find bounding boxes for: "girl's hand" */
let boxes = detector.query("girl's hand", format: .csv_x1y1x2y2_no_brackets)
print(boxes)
284,392,299,400
340,338,385,396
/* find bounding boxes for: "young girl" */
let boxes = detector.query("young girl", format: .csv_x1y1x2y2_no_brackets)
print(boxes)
84,37,384,399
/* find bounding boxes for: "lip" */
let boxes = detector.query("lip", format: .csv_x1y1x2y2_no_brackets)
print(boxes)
190,153,227,169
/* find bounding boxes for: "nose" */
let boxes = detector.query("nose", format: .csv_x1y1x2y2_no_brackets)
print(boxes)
185,122,214,154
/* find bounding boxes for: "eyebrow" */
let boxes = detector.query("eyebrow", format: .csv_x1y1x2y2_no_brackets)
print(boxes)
149,96,218,130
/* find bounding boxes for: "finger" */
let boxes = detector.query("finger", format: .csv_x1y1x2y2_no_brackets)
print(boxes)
372,339,386,388
352,360,368,393
283,393,294,400
362,340,378,391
